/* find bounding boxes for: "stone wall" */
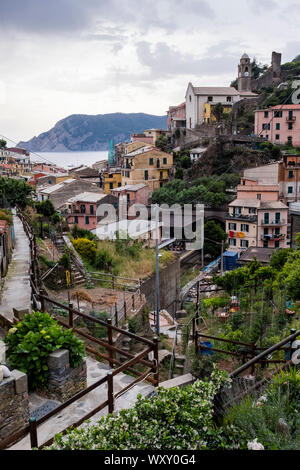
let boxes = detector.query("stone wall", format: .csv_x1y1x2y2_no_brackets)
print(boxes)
37,349,87,402
290,213,300,248
141,257,180,316
0,370,29,442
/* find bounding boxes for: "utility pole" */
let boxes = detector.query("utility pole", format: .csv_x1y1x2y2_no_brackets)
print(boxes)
221,240,224,275
155,205,160,336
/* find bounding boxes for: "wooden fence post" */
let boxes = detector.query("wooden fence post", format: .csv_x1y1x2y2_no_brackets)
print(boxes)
115,303,118,327
195,330,199,353
107,318,114,368
33,234,37,259
39,289,46,313
153,336,159,386
29,417,38,449
251,342,256,375
192,316,195,341
69,302,74,328
132,294,135,311
124,301,127,321
107,371,114,414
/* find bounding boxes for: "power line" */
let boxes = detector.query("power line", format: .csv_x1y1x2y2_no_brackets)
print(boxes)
0,132,60,167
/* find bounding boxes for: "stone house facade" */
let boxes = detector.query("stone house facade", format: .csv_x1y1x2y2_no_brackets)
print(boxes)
121,147,174,192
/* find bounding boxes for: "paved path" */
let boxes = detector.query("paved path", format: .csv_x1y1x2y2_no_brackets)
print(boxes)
0,213,31,322
9,356,154,450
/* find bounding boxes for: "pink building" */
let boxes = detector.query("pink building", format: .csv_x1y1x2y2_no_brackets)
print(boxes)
167,102,186,130
66,192,118,231
255,104,300,146
111,183,150,206
227,177,288,252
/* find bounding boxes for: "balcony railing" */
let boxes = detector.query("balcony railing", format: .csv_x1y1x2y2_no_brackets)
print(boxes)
226,213,257,222
261,234,285,242
261,219,285,226
286,116,296,122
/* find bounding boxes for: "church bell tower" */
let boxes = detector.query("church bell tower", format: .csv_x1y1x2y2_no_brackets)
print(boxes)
238,53,252,92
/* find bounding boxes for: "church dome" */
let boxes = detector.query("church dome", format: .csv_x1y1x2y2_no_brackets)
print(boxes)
241,53,250,59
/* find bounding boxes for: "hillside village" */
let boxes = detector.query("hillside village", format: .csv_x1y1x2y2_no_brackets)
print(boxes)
1,50,300,451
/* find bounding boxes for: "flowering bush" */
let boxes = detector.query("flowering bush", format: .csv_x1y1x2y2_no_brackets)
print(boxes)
5,312,85,390
46,366,246,450
72,238,97,263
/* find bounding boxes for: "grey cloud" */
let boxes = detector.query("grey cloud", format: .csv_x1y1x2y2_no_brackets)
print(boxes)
136,41,240,79
283,41,300,62
0,0,215,35
247,0,278,13
0,0,93,33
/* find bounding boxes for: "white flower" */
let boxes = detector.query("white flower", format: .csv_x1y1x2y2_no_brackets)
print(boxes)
247,438,264,450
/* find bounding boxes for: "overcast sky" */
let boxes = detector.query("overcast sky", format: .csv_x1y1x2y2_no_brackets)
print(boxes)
0,0,299,143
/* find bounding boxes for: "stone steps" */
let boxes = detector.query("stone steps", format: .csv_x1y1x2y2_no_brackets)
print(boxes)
9,356,155,450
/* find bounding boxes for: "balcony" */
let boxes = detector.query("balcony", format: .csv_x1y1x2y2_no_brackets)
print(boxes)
261,219,285,226
286,116,296,122
261,234,285,242
226,213,257,222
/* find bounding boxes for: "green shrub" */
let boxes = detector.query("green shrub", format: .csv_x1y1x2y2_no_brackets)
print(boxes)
225,367,300,450
47,366,240,450
59,253,71,269
5,312,85,390
38,254,56,268
87,311,110,339
94,248,114,271
128,316,139,334
71,224,98,242
0,209,13,224
72,238,97,263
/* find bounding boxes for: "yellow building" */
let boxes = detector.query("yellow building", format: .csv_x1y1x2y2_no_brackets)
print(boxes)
102,169,122,194
121,148,174,192
125,141,150,155
203,103,232,123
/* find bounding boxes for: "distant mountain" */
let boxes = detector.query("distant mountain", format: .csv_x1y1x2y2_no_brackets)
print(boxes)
18,113,167,152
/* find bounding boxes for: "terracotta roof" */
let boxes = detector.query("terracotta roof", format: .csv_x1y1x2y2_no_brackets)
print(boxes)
259,201,288,209
67,192,105,203
229,199,260,208
272,104,300,109
238,247,274,264
111,183,147,192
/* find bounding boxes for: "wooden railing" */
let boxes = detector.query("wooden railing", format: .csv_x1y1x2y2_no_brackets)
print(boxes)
89,271,141,292
1,210,160,450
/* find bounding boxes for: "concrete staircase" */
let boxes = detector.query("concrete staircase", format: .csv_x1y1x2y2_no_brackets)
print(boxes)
9,356,155,450
172,355,186,377
55,235,86,287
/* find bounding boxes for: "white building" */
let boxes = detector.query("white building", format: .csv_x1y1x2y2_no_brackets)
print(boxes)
185,84,257,129
92,219,163,246
185,54,258,129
